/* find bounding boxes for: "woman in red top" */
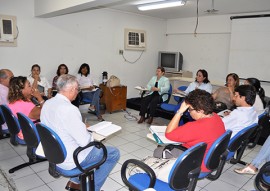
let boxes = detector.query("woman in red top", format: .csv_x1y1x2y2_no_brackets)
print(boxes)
165,89,225,172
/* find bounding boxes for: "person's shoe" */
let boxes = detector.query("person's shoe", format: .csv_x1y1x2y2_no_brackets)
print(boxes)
65,181,80,191
88,105,95,112
97,115,105,121
147,117,153,124
234,165,258,175
138,116,145,124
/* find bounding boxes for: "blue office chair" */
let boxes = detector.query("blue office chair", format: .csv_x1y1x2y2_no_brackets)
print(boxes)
160,85,187,112
8,112,47,173
227,123,257,165
36,123,107,191
0,105,25,146
254,161,270,191
0,106,10,139
121,142,207,191
248,111,267,148
199,130,232,180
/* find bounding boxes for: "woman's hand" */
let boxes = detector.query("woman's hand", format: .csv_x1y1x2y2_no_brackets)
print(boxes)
178,101,189,114
31,88,43,101
32,74,40,82
151,87,159,92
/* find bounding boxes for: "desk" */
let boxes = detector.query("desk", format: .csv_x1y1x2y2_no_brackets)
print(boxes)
99,84,127,113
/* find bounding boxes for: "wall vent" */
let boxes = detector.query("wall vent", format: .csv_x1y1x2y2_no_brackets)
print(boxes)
124,28,146,51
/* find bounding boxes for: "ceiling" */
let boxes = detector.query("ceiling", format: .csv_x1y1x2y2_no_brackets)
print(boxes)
107,0,270,19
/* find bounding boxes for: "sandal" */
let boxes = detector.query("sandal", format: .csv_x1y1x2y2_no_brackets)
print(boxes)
234,165,258,175
88,105,96,112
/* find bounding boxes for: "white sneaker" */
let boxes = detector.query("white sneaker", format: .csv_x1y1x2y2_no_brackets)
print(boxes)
234,165,258,175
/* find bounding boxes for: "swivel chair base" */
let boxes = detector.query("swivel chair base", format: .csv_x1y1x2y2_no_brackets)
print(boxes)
9,158,47,173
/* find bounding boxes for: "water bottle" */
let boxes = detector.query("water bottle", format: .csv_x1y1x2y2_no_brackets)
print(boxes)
102,71,108,85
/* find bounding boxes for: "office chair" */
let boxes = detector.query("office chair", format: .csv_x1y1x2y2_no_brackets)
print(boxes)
254,161,270,191
8,112,47,173
0,106,10,139
36,123,107,191
121,142,207,191
0,104,25,146
248,110,267,148
199,130,232,180
227,123,257,165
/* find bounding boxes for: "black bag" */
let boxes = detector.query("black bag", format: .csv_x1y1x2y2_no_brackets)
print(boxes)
214,101,228,113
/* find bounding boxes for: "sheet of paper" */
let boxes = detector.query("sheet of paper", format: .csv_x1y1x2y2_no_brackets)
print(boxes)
95,124,122,137
149,126,180,144
87,121,112,132
134,86,148,91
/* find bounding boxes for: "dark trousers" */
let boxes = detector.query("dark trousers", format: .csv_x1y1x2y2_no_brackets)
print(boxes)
139,93,161,117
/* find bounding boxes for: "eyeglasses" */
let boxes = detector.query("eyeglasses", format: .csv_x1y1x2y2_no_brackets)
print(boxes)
75,87,81,92
188,107,196,112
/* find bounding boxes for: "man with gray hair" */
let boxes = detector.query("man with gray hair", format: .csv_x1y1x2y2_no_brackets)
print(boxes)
0,69,14,132
41,74,120,191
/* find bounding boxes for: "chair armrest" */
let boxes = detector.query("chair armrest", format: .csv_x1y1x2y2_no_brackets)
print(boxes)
73,141,107,173
121,159,156,191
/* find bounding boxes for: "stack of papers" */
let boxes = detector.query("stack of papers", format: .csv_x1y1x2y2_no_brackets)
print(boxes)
172,92,186,97
149,125,180,145
87,121,122,137
134,86,149,91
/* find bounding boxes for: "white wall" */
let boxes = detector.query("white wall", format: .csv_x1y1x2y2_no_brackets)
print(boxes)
0,0,166,98
166,14,270,96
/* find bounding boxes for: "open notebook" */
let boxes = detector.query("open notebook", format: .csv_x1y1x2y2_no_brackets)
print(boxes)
87,121,121,137
149,125,180,145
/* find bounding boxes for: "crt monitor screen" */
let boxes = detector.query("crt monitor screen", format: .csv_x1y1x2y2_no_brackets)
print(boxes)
161,53,176,68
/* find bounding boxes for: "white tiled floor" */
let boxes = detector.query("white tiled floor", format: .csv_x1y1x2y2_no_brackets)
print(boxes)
0,109,261,191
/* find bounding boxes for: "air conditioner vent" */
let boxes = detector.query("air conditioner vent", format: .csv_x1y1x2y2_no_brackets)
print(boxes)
124,28,146,51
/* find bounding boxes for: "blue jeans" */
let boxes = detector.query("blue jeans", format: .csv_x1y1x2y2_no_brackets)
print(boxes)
83,89,101,116
252,136,270,168
70,146,120,191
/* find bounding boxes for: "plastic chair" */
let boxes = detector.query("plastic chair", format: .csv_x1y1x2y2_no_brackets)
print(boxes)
36,123,107,191
254,161,270,191
121,142,207,191
226,123,257,165
199,130,232,180
0,104,25,146
160,85,187,112
0,106,10,139
8,112,47,173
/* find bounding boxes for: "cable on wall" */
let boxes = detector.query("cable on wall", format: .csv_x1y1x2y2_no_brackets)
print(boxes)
194,0,199,37
121,50,144,64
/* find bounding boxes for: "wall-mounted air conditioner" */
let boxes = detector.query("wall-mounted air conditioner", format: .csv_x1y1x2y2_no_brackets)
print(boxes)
124,28,146,51
0,16,15,42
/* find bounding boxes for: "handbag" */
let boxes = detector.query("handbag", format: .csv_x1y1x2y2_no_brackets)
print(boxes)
106,75,120,88
128,156,176,183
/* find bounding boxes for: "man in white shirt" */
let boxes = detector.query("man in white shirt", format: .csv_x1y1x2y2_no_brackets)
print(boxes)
41,74,119,191
0,69,14,132
222,85,258,138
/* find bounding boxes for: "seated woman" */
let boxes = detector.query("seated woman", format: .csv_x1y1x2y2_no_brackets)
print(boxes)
8,76,44,141
174,69,212,95
76,63,103,121
212,73,239,112
52,64,69,96
165,89,225,173
244,78,265,113
138,66,170,124
28,64,52,99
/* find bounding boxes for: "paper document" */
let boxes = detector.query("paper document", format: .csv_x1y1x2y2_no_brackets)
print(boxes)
172,92,186,97
87,121,121,137
149,126,180,145
134,86,148,91
217,109,231,118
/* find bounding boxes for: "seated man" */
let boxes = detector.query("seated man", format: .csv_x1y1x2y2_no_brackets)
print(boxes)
0,69,14,132
222,84,258,138
41,74,120,191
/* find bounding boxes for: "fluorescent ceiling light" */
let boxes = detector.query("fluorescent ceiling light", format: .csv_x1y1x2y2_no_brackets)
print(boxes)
138,0,186,11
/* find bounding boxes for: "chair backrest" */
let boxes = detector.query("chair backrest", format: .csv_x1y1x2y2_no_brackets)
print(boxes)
174,86,187,103
17,112,40,149
168,142,207,190
228,123,257,152
161,84,173,104
0,105,20,135
36,123,66,164
0,107,5,126
204,130,232,171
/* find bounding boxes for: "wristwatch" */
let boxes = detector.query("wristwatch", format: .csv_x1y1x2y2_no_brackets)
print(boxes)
176,110,183,116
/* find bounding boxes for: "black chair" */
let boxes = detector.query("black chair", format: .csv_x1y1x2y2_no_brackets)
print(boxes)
254,161,270,191
0,106,10,139
0,104,25,146
199,130,232,181
10,112,47,173
121,142,207,191
227,123,257,165
36,123,107,191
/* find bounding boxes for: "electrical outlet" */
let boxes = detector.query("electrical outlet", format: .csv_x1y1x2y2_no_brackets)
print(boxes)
119,50,124,55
